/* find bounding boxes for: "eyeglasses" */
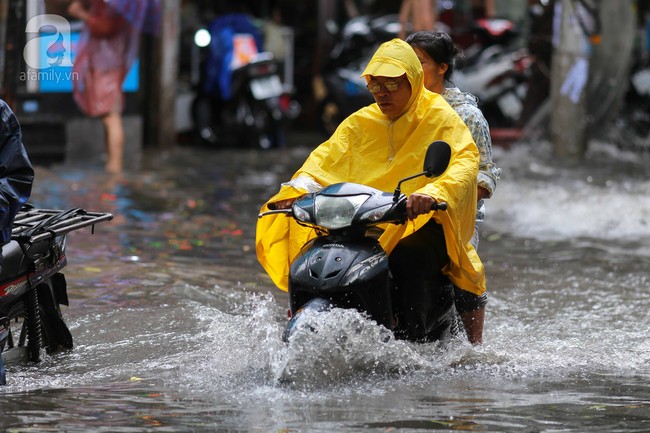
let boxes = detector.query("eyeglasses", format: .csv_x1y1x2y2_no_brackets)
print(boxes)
366,78,407,94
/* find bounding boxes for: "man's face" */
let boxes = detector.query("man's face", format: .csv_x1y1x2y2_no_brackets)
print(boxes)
366,74,412,119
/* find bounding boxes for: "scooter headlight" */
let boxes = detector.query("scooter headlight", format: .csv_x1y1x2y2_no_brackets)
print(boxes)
314,194,368,230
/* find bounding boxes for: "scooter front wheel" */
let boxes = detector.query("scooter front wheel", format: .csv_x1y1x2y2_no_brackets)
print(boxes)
282,298,331,342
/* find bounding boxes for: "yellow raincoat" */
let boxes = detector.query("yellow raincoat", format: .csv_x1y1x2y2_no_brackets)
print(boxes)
256,39,485,296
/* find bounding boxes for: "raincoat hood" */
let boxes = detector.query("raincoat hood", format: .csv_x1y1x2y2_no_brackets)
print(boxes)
256,40,485,296
361,38,424,118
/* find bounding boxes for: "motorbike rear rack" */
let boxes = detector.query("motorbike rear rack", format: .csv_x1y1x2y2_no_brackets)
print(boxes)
10,207,114,244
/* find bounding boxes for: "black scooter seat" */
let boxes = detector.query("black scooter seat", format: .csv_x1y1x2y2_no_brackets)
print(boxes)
0,240,36,282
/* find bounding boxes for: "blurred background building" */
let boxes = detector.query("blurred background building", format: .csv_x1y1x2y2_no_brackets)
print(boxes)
2,0,649,164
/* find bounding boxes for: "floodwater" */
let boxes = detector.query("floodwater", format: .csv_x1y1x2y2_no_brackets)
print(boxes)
1,134,649,432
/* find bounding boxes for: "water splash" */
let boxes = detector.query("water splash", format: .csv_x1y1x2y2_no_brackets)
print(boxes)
488,141,650,244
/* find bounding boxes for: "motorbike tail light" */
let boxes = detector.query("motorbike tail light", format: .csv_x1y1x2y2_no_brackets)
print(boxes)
280,94,291,111
477,18,514,36
251,64,267,75
249,62,276,77
513,51,534,73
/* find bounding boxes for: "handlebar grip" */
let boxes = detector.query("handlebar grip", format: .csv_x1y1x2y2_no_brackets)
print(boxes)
258,209,292,218
431,201,448,211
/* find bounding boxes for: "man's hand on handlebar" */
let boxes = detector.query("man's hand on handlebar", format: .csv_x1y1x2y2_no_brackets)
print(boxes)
406,193,437,220
270,199,296,210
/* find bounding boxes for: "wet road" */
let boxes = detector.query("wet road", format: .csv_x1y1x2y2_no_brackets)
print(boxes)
1,134,649,432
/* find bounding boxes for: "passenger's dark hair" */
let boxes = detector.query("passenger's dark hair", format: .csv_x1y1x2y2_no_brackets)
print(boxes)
405,31,464,83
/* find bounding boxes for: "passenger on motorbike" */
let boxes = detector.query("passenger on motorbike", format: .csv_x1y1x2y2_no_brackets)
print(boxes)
256,39,485,342
407,31,501,344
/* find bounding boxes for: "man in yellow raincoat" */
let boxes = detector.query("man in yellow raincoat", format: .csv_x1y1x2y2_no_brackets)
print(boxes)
256,38,485,341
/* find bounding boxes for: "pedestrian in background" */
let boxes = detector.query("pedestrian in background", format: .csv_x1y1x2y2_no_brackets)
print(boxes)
398,0,497,40
68,0,139,174
471,0,496,18
398,0,436,39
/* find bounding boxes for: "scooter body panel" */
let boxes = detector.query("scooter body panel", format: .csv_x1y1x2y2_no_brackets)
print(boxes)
0,238,67,310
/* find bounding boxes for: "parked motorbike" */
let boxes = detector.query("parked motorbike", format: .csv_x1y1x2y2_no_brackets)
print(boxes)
191,14,300,149
454,46,534,128
456,17,522,68
317,13,532,133
259,141,462,343
453,16,534,129
0,206,112,385
317,14,399,135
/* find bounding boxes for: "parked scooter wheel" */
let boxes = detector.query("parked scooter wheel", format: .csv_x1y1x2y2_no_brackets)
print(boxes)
191,94,283,149
2,280,73,366
249,102,283,149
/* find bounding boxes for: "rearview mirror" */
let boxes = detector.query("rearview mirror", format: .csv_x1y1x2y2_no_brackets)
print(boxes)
424,141,451,178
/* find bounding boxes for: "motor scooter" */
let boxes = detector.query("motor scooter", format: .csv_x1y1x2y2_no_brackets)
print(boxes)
259,141,462,343
449,14,534,129
0,205,112,385
456,17,522,67
454,46,533,129
191,14,300,149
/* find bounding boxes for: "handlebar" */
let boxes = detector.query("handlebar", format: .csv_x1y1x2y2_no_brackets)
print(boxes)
258,201,448,219
258,209,292,218
431,201,447,211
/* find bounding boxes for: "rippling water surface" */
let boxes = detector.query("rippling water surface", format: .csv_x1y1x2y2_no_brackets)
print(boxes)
1,137,648,432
